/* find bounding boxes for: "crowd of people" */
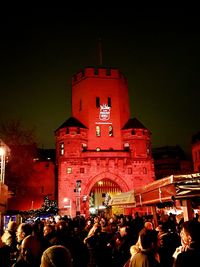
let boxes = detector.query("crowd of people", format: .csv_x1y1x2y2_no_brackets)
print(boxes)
0,211,200,267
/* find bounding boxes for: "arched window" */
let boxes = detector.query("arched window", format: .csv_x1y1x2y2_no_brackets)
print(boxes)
108,125,113,136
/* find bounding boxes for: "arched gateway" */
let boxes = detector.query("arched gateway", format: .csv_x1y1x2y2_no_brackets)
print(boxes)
55,66,155,218
84,173,127,215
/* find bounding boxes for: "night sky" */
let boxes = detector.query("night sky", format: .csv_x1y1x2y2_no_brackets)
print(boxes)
0,7,200,157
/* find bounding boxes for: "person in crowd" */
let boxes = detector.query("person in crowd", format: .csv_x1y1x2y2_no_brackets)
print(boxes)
129,228,161,267
156,223,180,267
144,221,154,230
40,245,73,267
111,225,134,267
1,220,18,265
172,220,200,267
16,223,33,246
80,218,93,240
54,218,89,267
1,220,18,249
14,223,33,263
123,244,140,267
84,222,112,267
106,216,118,235
12,234,43,267
0,234,11,267
43,224,58,246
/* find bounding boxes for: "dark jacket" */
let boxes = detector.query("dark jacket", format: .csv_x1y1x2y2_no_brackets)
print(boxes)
173,241,200,267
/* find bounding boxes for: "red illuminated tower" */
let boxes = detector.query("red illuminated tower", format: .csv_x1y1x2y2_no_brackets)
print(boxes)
55,67,155,217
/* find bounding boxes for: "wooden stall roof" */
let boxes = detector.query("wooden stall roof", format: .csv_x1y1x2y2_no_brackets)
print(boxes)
134,173,200,206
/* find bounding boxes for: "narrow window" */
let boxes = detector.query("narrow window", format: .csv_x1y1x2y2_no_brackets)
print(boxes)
124,143,129,151
66,128,69,134
67,167,72,174
96,97,100,108
143,167,147,174
82,143,87,151
106,68,111,76
96,126,101,137
79,99,82,111
60,142,64,155
94,68,98,75
108,125,113,136
80,167,85,173
128,168,132,174
108,97,111,107
131,130,135,135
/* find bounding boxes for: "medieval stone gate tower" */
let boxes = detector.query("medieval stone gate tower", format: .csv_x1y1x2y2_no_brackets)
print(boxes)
55,66,155,217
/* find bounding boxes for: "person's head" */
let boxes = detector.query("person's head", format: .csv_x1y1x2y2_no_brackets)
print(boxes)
130,244,140,258
40,245,73,267
119,226,129,237
180,220,200,247
21,235,42,264
144,221,154,230
7,220,17,231
138,228,158,250
43,224,55,237
16,223,33,243
55,220,67,232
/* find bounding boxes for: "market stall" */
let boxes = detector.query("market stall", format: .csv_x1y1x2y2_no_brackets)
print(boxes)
109,173,200,224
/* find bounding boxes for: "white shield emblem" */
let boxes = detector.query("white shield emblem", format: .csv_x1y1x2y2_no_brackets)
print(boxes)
99,104,111,121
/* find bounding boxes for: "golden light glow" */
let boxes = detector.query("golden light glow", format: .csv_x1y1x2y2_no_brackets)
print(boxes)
0,147,5,156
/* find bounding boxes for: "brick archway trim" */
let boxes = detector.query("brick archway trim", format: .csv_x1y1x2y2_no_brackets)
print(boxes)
83,171,129,196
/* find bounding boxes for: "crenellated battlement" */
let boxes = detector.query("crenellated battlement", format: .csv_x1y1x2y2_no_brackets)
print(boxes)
72,66,127,85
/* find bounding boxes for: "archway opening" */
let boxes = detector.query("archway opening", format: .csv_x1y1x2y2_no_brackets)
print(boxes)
89,178,122,215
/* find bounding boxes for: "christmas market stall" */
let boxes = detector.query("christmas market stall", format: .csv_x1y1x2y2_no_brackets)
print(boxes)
134,173,200,225
108,190,136,215
109,173,200,225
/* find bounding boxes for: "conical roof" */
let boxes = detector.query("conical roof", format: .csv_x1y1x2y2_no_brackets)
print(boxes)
122,117,147,130
55,117,87,132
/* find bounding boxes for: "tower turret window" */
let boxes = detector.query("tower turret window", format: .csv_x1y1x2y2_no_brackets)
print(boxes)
108,125,113,136
96,126,101,137
143,167,147,174
124,143,130,151
108,97,111,107
82,143,87,151
96,97,100,108
67,167,72,174
60,142,64,155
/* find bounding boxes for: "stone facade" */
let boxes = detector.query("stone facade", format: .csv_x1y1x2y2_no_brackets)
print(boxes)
55,67,155,217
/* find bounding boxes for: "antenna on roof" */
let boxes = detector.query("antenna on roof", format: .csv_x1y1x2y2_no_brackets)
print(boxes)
98,37,103,66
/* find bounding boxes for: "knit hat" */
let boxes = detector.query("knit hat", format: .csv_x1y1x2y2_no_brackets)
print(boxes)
41,245,73,267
